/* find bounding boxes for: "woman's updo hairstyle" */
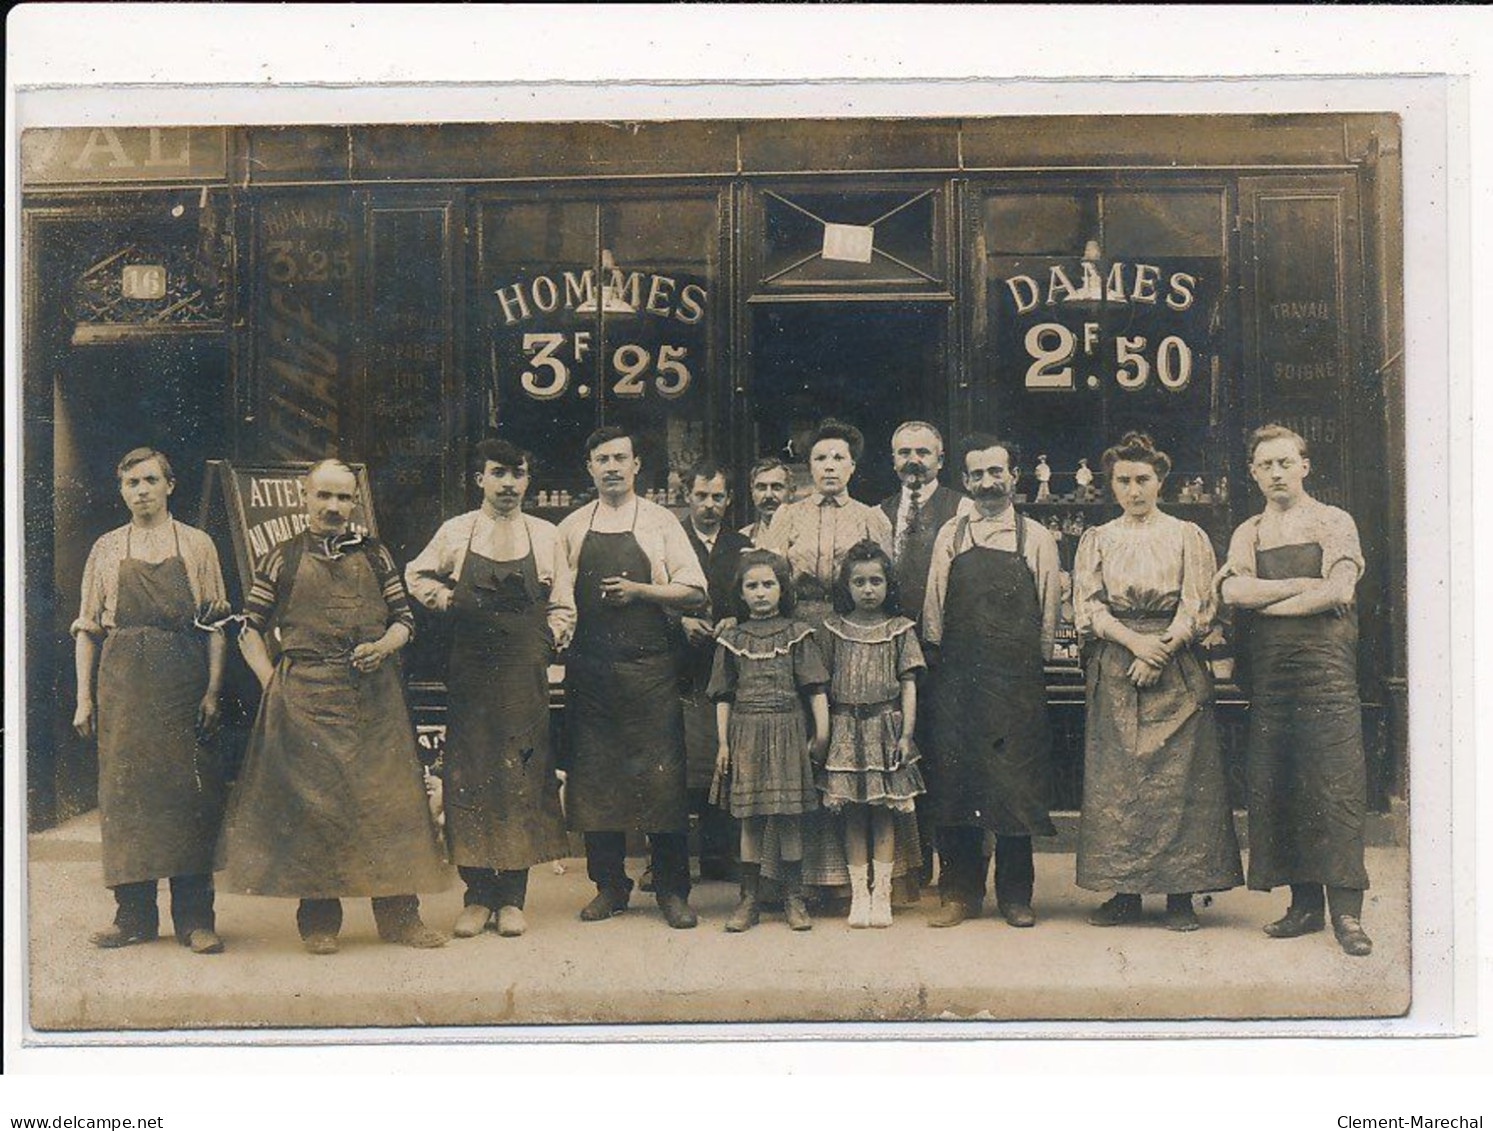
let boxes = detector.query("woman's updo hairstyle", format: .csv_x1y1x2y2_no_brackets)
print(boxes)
1100,431,1172,481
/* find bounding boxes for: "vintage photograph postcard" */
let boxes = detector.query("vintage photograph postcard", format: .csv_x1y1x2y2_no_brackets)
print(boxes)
6,12,1470,1055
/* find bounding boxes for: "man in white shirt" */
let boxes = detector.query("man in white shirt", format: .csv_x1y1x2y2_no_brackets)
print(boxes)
556,428,709,929
923,436,1061,929
405,439,575,939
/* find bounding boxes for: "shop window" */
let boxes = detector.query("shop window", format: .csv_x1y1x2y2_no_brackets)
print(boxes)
752,186,947,295
978,186,1230,668
476,192,722,512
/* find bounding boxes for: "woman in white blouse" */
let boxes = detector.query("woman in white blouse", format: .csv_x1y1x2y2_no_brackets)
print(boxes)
1072,433,1243,931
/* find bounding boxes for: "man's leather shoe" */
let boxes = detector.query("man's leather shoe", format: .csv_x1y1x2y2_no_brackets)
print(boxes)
579,887,630,922
185,928,225,954
928,901,970,928
383,921,449,949
656,892,699,929
90,926,158,949
496,906,528,937
453,904,493,938
998,902,1037,928
1262,906,1325,939
1088,894,1143,927
1332,915,1373,957
303,933,339,955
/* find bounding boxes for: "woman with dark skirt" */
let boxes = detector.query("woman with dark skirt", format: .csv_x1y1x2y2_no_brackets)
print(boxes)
1073,433,1243,931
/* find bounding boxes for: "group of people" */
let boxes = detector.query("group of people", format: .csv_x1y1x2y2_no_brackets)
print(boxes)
70,415,1375,960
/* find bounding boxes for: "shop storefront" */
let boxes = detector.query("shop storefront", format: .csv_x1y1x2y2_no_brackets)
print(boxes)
21,115,1406,828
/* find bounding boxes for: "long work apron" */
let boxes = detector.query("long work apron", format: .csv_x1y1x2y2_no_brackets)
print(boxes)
1244,540,1369,891
443,522,569,871
929,515,1056,836
563,505,688,833
97,523,224,886
216,539,449,898
1077,611,1242,894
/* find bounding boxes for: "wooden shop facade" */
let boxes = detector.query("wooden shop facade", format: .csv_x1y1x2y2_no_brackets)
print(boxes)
20,115,1407,829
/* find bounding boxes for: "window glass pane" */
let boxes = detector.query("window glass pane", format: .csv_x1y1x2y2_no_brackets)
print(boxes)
984,194,1088,256
1103,191,1223,258
478,195,720,510
760,189,940,289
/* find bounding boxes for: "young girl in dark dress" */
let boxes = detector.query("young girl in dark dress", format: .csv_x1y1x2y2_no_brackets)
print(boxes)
709,550,830,932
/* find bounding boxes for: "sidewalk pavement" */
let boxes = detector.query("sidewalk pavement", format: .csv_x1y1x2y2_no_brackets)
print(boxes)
25,811,1409,1033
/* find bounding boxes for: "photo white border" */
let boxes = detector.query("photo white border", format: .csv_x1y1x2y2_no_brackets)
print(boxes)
4,0,1486,1107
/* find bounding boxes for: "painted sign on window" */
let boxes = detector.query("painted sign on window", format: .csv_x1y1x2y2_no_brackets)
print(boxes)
996,256,1212,396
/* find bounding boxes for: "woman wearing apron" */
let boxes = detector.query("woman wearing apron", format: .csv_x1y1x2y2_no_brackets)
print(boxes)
218,460,450,954
756,420,926,904
1220,425,1373,957
922,437,1062,928
1072,432,1242,932
556,428,709,929
72,447,229,954
405,439,574,939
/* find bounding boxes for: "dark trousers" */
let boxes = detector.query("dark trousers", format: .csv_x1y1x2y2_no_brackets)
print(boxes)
111,874,214,941
936,826,1035,909
458,865,530,910
585,831,691,898
688,787,738,876
295,894,422,940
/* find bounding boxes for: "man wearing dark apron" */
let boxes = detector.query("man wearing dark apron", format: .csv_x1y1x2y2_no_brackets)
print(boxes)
1220,424,1373,957
923,437,1061,928
72,448,230,954
406,439,574,939
218,460,450,954
556,428,709,929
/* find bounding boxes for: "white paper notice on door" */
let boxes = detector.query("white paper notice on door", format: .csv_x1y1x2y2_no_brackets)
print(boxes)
822,223,875,263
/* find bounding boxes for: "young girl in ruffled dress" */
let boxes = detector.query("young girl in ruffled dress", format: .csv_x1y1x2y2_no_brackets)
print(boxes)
709,550,830,932
818,540,927,927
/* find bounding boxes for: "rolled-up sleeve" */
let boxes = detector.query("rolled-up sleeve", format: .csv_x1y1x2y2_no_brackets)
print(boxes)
1028,520,1061,662
1319,506,1365,583
405,517,462,612
532,519,577,646
71,539,108,638
655,511,708,593
1166,521,1219,645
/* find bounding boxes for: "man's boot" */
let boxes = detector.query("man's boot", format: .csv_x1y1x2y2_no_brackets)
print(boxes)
725,864,761,933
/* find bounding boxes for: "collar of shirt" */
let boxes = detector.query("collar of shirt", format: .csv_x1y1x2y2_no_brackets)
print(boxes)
901,482,934,507
969,506,1019,532
815,491,851,508
691,523,718,552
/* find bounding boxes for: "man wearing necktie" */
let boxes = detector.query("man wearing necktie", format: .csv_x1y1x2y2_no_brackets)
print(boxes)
878,421,973,887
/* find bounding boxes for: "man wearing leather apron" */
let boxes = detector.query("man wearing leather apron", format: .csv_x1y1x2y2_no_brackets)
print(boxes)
922,436,1061,929
218,459,450,954
405,439,575,939
1219,424,1374,957
556,428,709,929
71,447,231,954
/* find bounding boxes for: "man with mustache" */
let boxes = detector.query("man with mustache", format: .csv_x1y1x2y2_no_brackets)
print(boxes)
405,439,575,938
674,458,753,882
877,421,974,887
218,459,450,953
739,457,791,546
556,428,709,928
922,437,1060,928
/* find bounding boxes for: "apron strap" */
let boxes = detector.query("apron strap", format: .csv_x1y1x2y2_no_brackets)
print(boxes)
123,518,181,561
